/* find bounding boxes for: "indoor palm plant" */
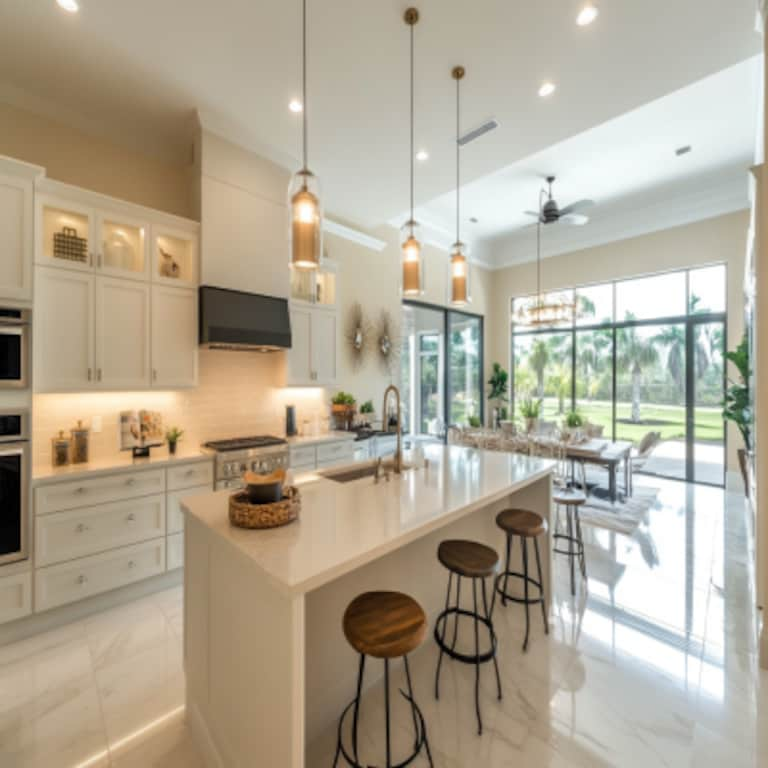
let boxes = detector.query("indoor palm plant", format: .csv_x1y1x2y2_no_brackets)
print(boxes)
487,362,509,428
723,334,752,495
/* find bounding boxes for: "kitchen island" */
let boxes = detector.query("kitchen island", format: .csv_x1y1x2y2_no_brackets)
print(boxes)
182,444,554,767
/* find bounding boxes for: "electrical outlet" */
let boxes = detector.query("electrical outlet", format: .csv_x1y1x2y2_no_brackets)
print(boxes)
92,416,103,434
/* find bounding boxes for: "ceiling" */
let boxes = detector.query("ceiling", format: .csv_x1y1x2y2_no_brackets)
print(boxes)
410,56,761,264
0,0,761,234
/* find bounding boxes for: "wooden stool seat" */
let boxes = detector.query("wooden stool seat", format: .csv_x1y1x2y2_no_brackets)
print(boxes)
437,539,499,578
552,488,587,507
495,508,548,538
343,591,427,659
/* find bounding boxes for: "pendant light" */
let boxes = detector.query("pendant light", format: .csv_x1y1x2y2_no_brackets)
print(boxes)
514,188,575,327
449,65,471,306
288,0,322,270
400,7,424,296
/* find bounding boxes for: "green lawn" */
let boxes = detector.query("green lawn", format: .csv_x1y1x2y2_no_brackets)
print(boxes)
536,398,725,445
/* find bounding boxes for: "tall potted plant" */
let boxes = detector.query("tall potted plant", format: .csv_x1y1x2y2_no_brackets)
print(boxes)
487,362,509,428
723,334,751,495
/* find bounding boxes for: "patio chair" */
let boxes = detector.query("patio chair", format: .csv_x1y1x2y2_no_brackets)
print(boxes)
632,431,662,470
584,422,605,439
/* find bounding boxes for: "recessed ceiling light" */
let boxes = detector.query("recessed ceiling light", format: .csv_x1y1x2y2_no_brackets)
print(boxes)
416,149,429,162
56,0,79,12
538,81,556,98
577,4,599,26
288,99,303,113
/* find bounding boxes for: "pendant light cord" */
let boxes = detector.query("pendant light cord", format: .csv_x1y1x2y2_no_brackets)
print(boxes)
409,19,415,227
455,74,460,245
302,0,308,171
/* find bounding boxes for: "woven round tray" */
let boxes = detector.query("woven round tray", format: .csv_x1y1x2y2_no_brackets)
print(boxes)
228,486,301,529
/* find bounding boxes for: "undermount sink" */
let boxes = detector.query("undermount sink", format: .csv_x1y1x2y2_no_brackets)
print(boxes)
320,459,414,484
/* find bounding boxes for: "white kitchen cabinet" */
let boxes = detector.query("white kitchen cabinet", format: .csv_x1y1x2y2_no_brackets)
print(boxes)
36,194,97,273
167,533,184,571
287,304,337,386
152,224,198,288
0,158,40,302
151,284,198,388
95,277,151,389
96,211,150,281
34,267,95,392
0,571,32,624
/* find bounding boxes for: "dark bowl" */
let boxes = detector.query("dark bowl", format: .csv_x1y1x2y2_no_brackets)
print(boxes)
245,481,284,505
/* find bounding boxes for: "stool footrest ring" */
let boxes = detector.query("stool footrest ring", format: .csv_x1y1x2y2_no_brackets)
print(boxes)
494,570,545,605
433,607,498,664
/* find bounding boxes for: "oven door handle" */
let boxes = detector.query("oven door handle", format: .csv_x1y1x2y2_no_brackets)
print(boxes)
0,445,25,457
0,326,24,336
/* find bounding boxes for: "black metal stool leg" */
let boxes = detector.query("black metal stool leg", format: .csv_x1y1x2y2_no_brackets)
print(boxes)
352,654,365,763
384,658,391,768
481,578,502,700
502,533,513,606
472,577,482,735
533,538,549,635
575,508,587,581
404,655,434,767
522,537,531,652
451,575,461,653
567,507,576,596
434,571,453,700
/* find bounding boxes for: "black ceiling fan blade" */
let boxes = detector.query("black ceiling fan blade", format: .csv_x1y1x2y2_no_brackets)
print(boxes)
559,199,595,216
524,210,542,219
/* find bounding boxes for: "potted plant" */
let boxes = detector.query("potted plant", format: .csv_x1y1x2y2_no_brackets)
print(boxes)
519,397,542,434
359,400,375,424
562,409,584,443
468,415,481,429
165,426,184,456
331,391,357,430
487,362,509,428
723,334,752,495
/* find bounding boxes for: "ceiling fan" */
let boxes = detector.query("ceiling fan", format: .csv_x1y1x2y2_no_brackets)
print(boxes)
524,176,594,226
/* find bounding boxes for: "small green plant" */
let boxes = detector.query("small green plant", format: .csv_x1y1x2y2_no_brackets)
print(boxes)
360,400,374,414
487,362,509,407
499,406,509,421
165,427,184,444
468,416,481,428
723,333,751,451
565,410,584,428
519,397,542,419
331,391,356,407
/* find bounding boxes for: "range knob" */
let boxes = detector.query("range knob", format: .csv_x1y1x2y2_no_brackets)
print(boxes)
239,462,247,475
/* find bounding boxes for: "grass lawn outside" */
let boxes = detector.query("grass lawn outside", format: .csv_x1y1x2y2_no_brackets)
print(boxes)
534,398,725,445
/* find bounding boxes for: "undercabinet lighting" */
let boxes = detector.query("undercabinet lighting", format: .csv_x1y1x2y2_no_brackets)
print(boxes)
289,99,303,113
57,0,79,12
577,4,599,26
538,81,556,98
416,149,429,161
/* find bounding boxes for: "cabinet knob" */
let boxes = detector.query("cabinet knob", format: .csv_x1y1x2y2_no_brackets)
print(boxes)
77,574,88,585
75,486,86,494
153,369,158,382
185,469,195,477
75,523,89,533
97,368,102,382
128,560,136,569
126,477,136,486
126,513,136,522
87,368,92,382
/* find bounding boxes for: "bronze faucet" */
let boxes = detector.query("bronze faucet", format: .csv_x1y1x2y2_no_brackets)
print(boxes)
382,384,403,474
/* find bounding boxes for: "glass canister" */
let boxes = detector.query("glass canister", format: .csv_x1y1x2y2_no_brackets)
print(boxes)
70,420,90,464
51,431,71,467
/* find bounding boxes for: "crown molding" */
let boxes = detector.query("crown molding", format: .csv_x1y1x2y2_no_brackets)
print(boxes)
323,219,387,252
485,171,749,270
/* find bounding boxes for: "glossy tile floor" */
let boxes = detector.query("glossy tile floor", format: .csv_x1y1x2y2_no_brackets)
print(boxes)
1,478,766,767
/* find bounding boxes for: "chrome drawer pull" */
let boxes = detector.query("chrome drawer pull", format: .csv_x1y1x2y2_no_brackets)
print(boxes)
126,478,136,486
75,487,86,494
126,513,136,522
77,575,87,585
185,469,195,477
75,523,89,533
128,560,136,569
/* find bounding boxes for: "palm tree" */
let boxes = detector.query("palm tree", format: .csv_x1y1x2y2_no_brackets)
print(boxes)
654,326,685,395
529,339,549,398
617,325,659,423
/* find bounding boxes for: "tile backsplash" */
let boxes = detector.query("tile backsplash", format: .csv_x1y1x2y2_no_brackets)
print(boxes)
32,349,328,467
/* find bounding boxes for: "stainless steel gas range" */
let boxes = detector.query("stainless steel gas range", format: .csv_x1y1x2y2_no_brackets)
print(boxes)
202,436,289,491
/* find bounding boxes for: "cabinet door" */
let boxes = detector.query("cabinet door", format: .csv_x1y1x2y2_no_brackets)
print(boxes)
36,195,96,273
311,309,337,385
152,225,198,288
95,277,151,389
151,285,198,387
35,267,95,392
287,305,312,385
96,211,150,281
0,171,33,301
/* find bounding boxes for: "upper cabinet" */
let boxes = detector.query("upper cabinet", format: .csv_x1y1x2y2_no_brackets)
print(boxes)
289,260,337,308
152,225,198,288
0,157,43,303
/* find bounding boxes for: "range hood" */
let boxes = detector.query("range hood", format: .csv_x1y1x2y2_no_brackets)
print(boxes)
199,286,291,351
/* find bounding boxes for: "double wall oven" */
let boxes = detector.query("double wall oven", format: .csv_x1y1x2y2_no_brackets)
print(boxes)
0,308,30,389
0,409,29,565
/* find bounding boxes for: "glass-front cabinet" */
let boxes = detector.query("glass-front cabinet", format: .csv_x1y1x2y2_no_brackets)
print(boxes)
290,261,337,307
98,213,148,279
152,225,198,287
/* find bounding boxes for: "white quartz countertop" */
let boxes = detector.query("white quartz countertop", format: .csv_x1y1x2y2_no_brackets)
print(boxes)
182,444,554,596
33,449,212,485
285,431,357,447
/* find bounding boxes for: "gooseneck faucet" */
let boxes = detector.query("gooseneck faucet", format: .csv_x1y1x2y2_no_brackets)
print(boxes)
382,384,403,474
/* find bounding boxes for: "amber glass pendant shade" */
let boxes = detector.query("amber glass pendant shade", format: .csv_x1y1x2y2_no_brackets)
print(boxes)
449,242,471,306
400,219,424,296
288,170,322,270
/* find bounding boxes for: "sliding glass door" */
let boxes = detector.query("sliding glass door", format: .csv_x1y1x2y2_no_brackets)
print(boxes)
447,312,482,427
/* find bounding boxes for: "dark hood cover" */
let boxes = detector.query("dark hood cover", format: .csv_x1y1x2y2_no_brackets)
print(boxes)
199,286,291,351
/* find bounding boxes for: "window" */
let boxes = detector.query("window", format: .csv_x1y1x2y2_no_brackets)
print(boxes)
615,271,686,321
418,333,441,434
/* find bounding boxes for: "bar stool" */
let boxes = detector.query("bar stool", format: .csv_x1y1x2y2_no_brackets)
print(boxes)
553,487,588,596
494,509,549,652
334,591,433,768
434,539,501,735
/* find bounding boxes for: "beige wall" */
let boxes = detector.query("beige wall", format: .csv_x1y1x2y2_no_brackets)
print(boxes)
487,210,749,472
0,102,193,219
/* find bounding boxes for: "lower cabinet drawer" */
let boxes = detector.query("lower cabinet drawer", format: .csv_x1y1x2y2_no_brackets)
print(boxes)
167,461,214,492
167,485,210,534
35,539,166,613
316,441,355,465
0,571,32,625
289,445,317,469
167,532,184,571
35,495,167,567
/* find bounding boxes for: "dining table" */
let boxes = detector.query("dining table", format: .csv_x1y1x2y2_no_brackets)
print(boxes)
564,438,634,503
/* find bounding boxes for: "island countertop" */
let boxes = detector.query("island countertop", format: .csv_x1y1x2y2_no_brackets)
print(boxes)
182,444,554,596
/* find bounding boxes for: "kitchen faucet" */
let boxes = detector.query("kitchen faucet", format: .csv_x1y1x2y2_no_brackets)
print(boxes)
382,384,403,474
